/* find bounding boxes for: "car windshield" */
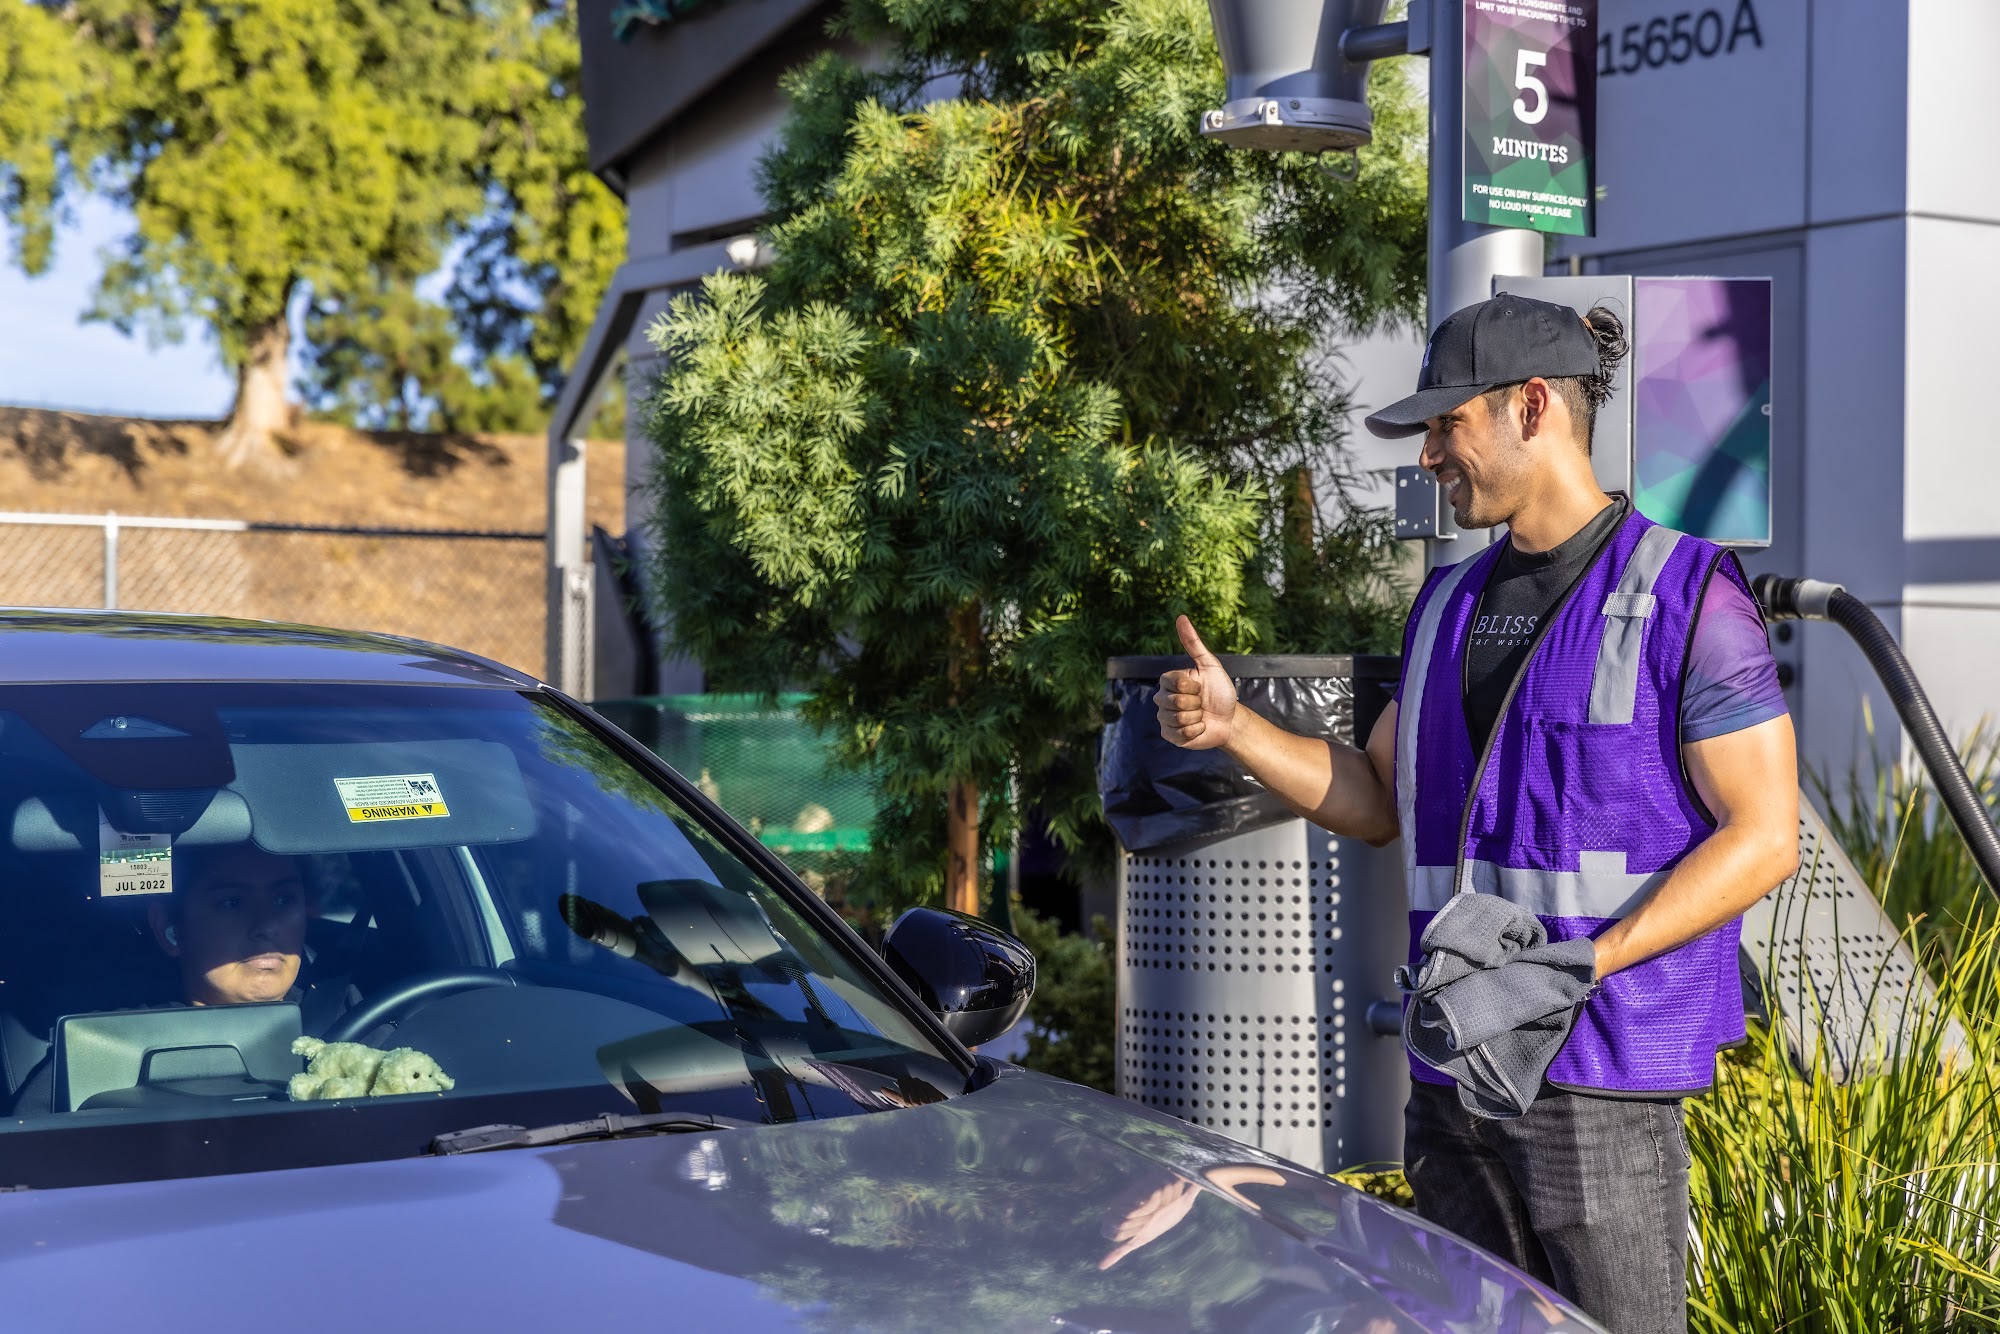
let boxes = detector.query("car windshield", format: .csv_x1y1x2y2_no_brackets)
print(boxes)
0,681,966,1189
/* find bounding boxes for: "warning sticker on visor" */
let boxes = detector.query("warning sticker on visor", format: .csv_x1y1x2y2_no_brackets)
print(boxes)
335,773,451,823
100,812,172,897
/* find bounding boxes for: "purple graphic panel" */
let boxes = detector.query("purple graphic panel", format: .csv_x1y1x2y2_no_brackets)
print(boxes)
1632,277,1772,546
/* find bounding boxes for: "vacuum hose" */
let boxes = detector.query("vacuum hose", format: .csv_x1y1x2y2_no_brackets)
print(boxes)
1754,574,2000,899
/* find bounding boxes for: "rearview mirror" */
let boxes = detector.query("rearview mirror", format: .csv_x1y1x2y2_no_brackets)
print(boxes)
881,908,1035,1049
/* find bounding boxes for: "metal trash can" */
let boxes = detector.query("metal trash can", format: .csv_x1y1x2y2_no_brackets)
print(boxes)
1100,655,1408,1173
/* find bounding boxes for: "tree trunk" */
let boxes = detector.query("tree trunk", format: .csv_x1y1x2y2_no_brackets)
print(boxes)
214,313,293,470
1281,464,1317,582
946,775,980,917
944,601,983,917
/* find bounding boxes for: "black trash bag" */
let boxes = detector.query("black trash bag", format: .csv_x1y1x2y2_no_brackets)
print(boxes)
1098,655,1399,854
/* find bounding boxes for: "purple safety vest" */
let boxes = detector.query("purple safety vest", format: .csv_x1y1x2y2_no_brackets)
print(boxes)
1395,509,1750,1096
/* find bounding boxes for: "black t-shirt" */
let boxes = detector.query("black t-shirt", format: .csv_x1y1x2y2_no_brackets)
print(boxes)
1463,497,1629,754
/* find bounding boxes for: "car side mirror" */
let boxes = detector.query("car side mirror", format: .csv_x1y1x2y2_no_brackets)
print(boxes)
880,908,1035,1049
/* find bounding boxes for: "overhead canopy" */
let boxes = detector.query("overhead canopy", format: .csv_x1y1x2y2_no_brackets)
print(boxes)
576,0,824,188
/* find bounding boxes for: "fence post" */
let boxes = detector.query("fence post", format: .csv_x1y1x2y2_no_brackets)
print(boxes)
564,562,595,698
102,511,119,609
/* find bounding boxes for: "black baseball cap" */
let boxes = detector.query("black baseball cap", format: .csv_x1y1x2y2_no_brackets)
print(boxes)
1363,292,1601,439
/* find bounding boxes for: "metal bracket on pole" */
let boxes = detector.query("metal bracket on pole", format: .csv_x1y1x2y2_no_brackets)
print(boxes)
1338,20,1409,63
1405,0,1431,53
1394,466,1463,544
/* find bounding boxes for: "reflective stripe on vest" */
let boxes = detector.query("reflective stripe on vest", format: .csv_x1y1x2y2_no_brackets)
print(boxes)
1406,853,1671,917
1587,525,1684,725
1395,554,1485,900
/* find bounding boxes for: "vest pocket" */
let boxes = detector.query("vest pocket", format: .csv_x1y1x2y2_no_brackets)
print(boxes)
1524,716,1651,857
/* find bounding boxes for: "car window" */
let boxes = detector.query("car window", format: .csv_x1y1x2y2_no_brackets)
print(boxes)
0,683,964,1189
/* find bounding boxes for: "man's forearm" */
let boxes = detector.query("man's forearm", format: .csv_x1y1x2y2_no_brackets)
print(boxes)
1221,707,1399,844
1591,820,1797,977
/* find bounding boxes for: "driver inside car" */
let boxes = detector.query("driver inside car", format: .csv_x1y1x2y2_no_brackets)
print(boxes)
9,843,348,1115
146,843,312,1008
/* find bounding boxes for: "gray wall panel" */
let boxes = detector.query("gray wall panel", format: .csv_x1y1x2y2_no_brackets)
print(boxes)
1588,0,1809,250
1808,0,1909,224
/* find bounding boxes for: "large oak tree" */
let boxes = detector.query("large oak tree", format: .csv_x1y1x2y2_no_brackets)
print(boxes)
0,0,623,463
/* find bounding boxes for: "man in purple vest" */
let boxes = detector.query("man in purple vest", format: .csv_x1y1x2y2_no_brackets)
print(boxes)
1154,292,1799,1334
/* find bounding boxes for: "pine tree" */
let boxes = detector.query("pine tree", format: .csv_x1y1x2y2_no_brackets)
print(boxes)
642,0,1425,919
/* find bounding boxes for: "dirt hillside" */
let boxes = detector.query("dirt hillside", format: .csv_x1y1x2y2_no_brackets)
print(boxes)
0,406,627,529
0,407,633,677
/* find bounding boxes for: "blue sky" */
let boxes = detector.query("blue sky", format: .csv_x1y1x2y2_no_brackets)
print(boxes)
0,198,235,419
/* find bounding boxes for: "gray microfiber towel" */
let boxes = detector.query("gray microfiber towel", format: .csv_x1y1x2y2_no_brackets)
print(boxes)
1394,892,1598,1120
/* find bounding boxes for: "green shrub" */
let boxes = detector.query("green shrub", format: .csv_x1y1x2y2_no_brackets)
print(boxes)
1330,1165,1414,1208
1008,902,1117,1094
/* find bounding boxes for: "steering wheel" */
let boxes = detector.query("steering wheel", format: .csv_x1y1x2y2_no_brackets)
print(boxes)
321,967,522,1045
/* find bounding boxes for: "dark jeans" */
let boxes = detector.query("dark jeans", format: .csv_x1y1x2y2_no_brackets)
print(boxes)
1404,1079,1689,1334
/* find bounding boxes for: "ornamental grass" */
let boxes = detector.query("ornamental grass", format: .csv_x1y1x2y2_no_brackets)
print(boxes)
1686,733,2000,1330
1816,720,2000,988
1685,920,2000,1330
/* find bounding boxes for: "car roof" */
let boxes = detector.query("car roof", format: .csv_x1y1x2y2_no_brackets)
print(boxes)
0,608,540,688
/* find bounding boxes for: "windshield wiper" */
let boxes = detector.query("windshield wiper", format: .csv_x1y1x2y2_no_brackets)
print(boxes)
429,1109,752,1156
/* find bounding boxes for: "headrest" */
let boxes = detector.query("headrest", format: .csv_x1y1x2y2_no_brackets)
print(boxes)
11,790,254,853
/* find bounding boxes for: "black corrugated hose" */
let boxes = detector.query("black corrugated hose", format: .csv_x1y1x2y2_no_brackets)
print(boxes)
1754,573,2000,900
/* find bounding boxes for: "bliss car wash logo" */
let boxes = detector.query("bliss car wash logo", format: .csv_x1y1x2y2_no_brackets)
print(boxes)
1471,613,1539,647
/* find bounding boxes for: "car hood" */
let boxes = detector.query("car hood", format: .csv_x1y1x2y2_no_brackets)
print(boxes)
0,1068,1600,1333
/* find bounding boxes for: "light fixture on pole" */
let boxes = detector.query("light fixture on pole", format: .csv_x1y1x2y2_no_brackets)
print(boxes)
1199,0,1412,153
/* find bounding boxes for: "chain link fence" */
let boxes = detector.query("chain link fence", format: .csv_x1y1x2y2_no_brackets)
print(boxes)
0,512,547,677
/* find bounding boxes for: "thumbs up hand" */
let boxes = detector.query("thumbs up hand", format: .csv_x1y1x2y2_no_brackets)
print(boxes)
1154,616,1238,751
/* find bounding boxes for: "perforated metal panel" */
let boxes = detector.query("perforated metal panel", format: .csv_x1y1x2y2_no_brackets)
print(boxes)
1738,791,1963,1081
1117,818,1408,1173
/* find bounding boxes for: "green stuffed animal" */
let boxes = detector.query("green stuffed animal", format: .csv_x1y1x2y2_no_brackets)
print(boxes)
289,1036,456,1101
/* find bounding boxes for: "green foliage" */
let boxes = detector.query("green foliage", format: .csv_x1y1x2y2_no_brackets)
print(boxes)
642,0,1426,911
445,2,627,410
0,0,90,275
1009,903,1116,1092
300,278,574,435
1816,720,2000,983
301,0,628,436
3,0,490,360
1686,915,2000,1330
1264,469,1410,654
0,0,622,440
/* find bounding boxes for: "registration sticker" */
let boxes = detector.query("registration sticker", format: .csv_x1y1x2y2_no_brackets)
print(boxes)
99,813,172,898
334,773,451,824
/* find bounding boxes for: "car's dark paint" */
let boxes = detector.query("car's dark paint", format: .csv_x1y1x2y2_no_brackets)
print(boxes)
0,1069,1598,1333
0,608,536,687
882,907,1036,1047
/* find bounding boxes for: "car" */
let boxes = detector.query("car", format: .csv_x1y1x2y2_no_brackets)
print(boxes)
0,608,1604,1333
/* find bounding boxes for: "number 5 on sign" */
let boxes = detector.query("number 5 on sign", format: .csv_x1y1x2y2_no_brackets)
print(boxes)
1513,49,1548,125
1462,0,1597,237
